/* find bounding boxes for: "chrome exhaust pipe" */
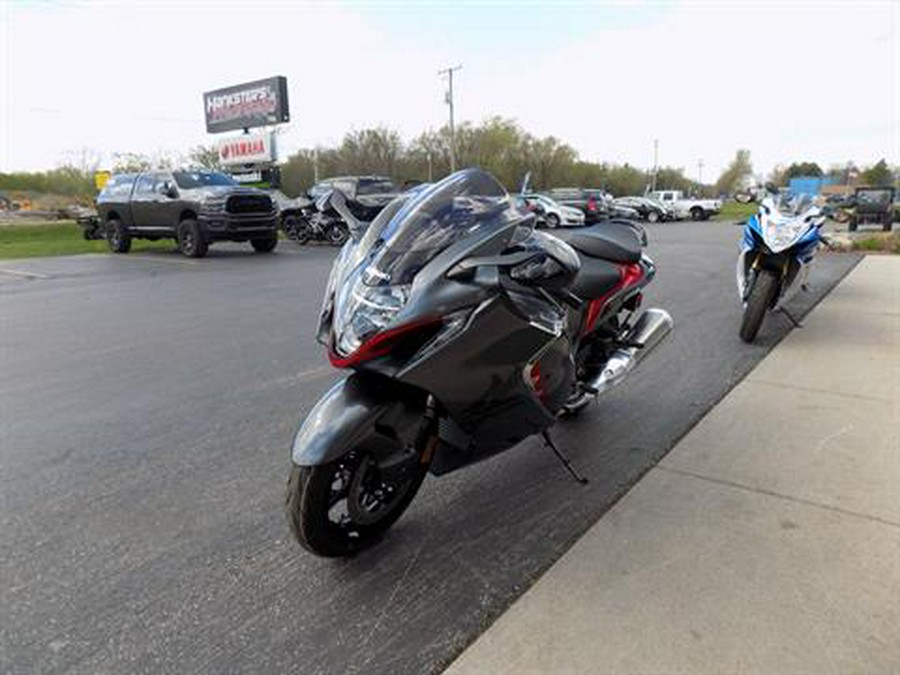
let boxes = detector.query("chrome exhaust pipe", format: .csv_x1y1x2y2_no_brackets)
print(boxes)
584,308,673,398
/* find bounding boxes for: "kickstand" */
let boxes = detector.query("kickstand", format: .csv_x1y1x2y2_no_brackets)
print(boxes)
780,307,802,328
541,430,589,485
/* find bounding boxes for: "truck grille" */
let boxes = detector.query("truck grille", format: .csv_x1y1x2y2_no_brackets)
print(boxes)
226,195,273,215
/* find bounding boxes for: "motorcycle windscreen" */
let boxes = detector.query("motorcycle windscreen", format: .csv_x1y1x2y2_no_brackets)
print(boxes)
357,168,517,286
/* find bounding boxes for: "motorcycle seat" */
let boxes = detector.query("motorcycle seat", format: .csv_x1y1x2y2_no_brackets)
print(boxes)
569,255,623,299
549,223,642,264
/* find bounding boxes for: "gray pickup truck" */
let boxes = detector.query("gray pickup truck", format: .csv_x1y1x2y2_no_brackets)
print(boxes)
96,170,279,258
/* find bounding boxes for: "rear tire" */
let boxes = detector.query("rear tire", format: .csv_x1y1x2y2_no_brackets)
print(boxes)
285,449,428,558
690,206,704,221
251,232,278,253
740,270,778,343
106,219,131,253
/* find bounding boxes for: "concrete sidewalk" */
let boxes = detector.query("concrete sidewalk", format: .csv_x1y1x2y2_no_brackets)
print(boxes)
447,255,899,675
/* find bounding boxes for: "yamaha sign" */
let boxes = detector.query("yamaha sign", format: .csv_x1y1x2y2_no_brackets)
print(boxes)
203,76,289,134
217,132,275,166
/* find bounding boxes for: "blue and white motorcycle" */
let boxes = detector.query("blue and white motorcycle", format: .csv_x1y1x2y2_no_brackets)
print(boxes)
736,187,828,342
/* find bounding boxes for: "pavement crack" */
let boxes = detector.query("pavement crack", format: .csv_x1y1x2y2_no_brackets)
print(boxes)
656,465,900,530
347,538,428,675
748,378,889,403
0,267,51,280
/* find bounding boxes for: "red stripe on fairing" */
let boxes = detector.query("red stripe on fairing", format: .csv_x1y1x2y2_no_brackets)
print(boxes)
581,262,644,336
328,316,442,368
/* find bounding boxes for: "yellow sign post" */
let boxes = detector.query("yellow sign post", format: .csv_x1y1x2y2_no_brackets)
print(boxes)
94,171,111,191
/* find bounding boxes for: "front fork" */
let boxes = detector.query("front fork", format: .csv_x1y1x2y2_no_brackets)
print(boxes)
738,249,802,310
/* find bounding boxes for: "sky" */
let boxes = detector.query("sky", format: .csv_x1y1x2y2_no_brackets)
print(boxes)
1,0,898,181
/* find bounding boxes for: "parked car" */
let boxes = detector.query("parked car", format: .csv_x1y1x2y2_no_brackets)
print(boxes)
646,190,722,221
96,170,279,258
520,193,585,227
601,193,641,220
541,188,611,223
613,196,672,223
306,176,400,221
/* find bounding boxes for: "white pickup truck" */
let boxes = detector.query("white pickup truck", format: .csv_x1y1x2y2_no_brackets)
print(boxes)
646,190,722,221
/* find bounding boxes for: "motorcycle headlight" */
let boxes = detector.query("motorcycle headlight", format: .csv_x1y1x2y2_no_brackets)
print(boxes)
335,283,411,356
764,220,808,253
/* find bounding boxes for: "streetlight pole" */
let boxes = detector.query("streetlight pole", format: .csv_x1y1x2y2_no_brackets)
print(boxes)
439,64,462,173
652,138,659,192
698,158,704,193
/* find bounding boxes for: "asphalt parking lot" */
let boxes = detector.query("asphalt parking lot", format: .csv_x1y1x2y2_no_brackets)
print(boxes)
0,226,859,674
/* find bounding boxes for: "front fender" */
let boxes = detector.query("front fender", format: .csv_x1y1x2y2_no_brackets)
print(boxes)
291,373,425,466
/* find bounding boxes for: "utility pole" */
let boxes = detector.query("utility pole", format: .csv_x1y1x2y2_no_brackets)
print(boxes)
652,138,659,191
439,64,462,173
698,158,704,193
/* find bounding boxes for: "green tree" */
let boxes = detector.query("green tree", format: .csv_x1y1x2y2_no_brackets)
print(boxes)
714,149,753,196
861,159,893,187
657,166,696,194
188,145,221,170
339,127,404,176
783,162,824,180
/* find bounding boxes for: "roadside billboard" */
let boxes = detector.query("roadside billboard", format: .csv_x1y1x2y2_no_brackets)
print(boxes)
217,132,275,166
203,76,289,134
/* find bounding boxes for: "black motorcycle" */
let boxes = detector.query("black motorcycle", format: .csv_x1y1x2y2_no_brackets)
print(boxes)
285,169,672,557
283,193,350,247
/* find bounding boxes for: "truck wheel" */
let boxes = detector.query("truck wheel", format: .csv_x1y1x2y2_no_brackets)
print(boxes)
690,206,704,221
647,210,659,223
178,219,208,258
251,233,278,253
106,219,131,253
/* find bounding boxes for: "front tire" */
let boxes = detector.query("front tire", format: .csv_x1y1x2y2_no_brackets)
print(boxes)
106,219,131,253
286,449,428,557
178,219,208,258
251,232,278,253
546,213,560,229
326,222,349,247
740,269,778,343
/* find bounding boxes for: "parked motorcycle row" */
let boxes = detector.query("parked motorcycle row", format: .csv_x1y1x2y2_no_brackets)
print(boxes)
280,168,838,558
276,178,681,252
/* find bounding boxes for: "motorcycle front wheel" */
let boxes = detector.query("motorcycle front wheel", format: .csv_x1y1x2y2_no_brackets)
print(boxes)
739,269,778,343
326,223,350,247
285,449,428,557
